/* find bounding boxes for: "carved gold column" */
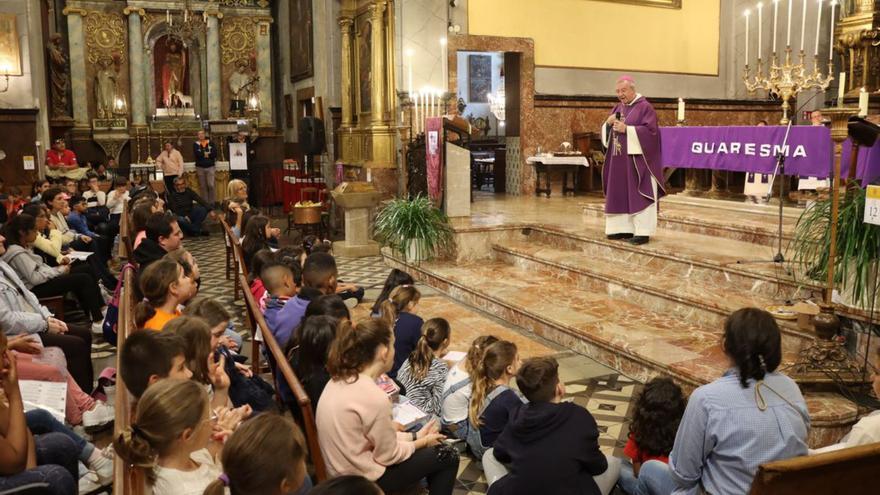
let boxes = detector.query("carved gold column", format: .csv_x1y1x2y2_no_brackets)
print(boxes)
339,16,354,128
369,1,388,125
836,1,880,95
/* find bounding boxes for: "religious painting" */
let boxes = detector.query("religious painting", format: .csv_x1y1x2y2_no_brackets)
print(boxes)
357,16,372,114
0,13,22,76
468,54,491,103
289,0,314,82
586,0,680,8
153,36,190,109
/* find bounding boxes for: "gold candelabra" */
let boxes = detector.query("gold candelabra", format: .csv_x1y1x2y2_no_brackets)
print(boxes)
743,47,834,124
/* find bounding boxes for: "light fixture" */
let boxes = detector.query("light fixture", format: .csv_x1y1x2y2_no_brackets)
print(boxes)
447,22,461,33
487,89,505,123
165,0,206,42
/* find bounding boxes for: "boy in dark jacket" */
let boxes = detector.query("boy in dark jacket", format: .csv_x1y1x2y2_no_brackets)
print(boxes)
487,356,618,495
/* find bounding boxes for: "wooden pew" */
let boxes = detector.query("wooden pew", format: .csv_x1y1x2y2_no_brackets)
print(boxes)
239,273,329,482
119,199,133,261
749,442,880,494
220,218,246,300
112,269,144,495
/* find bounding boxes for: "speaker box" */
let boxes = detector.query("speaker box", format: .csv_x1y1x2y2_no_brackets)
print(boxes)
298,116,326,155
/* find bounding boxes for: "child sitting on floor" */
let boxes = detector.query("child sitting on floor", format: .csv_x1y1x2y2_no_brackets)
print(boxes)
616,377,686,495
371,268,415,318
441,335,499,440
396,318,452,417
380,285,423,379
467,340,523,459
203,413,311,495
119,329,191,399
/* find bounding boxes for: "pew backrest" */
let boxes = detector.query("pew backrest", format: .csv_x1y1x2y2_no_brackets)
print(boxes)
748,442,880,494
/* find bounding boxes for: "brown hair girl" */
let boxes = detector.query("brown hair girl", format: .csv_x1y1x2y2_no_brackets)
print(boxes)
327,319,393,382
163,316,213,384
134,258,186,328
468,340,519,427
379,285,421,328
407,318,451,381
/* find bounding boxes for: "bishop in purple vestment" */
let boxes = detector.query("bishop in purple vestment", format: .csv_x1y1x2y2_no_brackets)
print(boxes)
601,76,666,245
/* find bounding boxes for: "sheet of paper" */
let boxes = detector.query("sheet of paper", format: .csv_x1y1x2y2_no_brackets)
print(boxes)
66,250,92,261
865,185,880,226
393,400,429,430
19,380,67,422
442,351,467,363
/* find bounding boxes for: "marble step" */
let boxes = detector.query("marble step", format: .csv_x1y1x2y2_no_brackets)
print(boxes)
382,252,857,447
493,240,816,343
520,221,820,300
582,200,799,247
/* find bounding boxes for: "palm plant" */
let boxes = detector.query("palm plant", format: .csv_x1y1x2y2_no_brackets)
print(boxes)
373,195,453,262
790,186,880,308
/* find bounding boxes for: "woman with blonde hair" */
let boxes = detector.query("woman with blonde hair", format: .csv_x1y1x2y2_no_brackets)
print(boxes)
223,179,250,237
379,285,422,379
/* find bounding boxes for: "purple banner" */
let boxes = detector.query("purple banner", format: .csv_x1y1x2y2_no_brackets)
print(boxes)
840,139,880,185
660,126,832,176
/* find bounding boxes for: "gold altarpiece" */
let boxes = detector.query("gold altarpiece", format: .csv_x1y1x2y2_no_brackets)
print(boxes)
338,0,398,179
836,1,880,96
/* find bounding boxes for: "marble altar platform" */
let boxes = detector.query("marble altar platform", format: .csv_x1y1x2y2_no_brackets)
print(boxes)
383,192,866,448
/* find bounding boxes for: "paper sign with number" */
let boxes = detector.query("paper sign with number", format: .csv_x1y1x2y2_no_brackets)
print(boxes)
866,185,880,226
22,155,34,170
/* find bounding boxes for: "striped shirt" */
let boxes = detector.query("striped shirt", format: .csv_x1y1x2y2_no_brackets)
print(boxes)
396,357,449,416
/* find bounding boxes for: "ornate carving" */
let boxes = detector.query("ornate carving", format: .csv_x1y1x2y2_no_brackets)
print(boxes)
47,33,70,119
220,17,256,66
84,11,126,66
141,12,159,35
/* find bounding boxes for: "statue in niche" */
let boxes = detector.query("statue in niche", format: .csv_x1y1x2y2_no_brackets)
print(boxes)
229,59,253,116
47,33,70,118
158,38,188,108
94,57,119,119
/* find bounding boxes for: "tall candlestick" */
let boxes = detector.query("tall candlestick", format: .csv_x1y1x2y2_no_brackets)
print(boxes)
787,0,792,47
800,0,807,52
815,0,823,56
677,98,685,122
838,71,846,102
829,1,836,60
745,10,750,65
759,2,765,57
770,1,775,54
859,87,869,116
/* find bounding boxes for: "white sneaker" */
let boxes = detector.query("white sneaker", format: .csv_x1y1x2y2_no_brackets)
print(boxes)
82,401,114,428
79,471,102,494
103,385,116,406
88,446,114,485
91,321,104,335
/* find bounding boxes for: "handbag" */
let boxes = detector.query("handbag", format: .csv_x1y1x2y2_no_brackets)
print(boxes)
102,263,136,346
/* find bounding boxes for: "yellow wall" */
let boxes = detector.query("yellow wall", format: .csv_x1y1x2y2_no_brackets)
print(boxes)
468,0,720,75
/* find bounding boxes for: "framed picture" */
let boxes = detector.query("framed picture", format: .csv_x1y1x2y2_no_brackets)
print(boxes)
587,0,680,8
0,13,22,76
284,94,294,128
468,54,491,103
289,0,314,82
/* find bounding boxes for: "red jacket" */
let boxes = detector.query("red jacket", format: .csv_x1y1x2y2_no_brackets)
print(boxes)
46,149,78,168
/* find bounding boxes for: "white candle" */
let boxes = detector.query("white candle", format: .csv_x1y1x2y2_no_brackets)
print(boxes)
859,88,869,116
745,10,751,65
759,2,765,57
800,0,807,52
677,98,685,122
838,71,846,101
815,0,823,56
770,1,775,54
829,1,836,60
787,0,792,47
415,93,420,133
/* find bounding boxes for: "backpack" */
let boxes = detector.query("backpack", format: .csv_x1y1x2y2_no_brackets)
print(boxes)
102,263,136,346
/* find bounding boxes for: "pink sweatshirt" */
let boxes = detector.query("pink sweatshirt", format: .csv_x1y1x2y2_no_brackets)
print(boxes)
316,373,416,480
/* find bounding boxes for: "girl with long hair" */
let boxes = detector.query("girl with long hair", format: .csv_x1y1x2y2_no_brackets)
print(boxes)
396,318,452,416
317,319,459,494
240,214,271,271
440,334,499,440
617,377,686,495
466,340,522,459
371,268,415,317
288,315,338,409
135,258,195,330
379,285,422,379
203,413,309,495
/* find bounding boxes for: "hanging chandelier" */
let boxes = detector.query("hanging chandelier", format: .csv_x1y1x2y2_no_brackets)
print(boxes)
165,0,206,42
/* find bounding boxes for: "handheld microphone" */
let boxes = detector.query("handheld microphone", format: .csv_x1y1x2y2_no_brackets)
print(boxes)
615,112,621,121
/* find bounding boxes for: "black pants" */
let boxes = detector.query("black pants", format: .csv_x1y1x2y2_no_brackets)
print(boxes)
39,323,94,393
31,272,104,322
163,175,178,198
376,446,459,495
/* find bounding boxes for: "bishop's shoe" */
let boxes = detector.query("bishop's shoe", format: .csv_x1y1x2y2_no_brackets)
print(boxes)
606,233,634,241
628,236,650,245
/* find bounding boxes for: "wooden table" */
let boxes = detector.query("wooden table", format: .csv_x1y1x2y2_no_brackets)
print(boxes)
526,155,589,197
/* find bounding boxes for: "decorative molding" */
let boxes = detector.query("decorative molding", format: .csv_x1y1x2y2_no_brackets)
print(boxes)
84,11,127,65
220,16,256,66
585,0,680,8
62,7,88,16
122,7,145,16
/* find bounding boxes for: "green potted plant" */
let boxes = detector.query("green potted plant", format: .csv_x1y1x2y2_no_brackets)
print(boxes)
373,195,453,262
791,186,880,309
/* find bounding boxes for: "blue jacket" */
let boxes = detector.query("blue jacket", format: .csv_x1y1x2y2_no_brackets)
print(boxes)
66,211,98,238
263,294,309,349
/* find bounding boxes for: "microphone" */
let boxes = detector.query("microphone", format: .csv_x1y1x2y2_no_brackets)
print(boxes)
615,112,621,121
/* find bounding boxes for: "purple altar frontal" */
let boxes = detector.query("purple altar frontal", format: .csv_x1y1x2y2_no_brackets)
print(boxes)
660,126,880,184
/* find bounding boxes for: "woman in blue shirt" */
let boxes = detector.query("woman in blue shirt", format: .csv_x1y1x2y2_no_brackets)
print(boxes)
667,307,809,495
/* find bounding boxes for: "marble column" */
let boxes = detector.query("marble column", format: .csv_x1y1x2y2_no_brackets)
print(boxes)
256,20,272,126
207,13,222,120
64,8,88,127
369,1,387,125
339,16,354,127
124,8,145,125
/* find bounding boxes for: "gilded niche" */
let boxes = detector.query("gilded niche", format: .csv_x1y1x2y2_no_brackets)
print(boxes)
220,17,256,66
84,11,126,65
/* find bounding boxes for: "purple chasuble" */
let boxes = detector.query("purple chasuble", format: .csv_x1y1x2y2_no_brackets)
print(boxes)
603,97,666,215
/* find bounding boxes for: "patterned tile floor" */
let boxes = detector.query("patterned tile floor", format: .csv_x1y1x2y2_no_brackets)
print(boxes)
95,233,643,494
